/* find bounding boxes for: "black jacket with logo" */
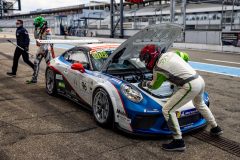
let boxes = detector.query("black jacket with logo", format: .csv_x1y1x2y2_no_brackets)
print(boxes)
16,26,30,48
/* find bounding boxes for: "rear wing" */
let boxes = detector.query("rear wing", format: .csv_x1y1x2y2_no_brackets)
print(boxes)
36,39,102,44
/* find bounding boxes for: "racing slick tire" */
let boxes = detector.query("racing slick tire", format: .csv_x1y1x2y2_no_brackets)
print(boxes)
45,67,57,96
93,88,113,128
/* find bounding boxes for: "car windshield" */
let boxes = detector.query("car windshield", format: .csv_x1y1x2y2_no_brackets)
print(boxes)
91,48,146,71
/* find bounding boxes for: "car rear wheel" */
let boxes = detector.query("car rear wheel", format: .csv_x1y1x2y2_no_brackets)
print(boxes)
46,68,57,95
93,88,113,128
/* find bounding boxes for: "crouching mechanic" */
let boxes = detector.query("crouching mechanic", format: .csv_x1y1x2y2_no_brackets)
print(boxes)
140,45,223,152
27,17,52,83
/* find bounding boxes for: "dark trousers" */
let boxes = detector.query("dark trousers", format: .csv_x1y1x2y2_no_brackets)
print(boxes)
12,47,34,74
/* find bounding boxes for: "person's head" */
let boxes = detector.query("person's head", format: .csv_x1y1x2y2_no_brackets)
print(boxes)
33,17,47,30
16,20,23,28
139,45,161,70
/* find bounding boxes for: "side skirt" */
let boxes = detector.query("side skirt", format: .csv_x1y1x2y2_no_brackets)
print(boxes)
58,92,92,111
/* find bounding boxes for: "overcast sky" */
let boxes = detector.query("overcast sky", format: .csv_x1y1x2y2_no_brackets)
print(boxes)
14,0,110,13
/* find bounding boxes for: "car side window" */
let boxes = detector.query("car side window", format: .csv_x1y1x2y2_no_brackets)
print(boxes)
63,48,90,69
63,50,73,60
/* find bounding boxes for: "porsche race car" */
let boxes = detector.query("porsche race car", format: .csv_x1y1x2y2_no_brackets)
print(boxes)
44,23,209,136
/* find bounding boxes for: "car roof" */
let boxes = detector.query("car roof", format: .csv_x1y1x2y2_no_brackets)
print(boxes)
79,43,121,50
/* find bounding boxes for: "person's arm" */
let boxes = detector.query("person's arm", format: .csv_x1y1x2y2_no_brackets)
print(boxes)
142,71,166,90
40,29,52,54
23,29,30,51
34,29,39,39
173,50,189,62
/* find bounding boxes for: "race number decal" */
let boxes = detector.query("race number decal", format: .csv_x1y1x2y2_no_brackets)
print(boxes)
92,51,108,59
80,80,89,93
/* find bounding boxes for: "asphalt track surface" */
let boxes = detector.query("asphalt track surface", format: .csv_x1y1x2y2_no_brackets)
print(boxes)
0,34,239,160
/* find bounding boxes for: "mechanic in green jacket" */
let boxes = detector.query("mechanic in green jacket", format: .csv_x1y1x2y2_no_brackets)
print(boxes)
140,45,223,152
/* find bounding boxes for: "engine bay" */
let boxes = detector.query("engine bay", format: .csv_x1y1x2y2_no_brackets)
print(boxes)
110,72,178,98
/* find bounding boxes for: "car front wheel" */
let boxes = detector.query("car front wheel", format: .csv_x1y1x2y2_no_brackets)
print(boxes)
93,88,113,128
46,67,57,95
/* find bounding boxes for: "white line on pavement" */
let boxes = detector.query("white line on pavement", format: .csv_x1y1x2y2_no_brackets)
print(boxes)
205,59,240,65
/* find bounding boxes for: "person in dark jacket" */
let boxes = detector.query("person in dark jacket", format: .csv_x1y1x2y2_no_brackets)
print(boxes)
7,20,34,77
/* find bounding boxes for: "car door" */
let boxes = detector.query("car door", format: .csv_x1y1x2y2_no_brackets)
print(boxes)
65,47,91,104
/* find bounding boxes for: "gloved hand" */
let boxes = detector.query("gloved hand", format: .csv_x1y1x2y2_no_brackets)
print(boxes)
24,47,29,52
39,51,44,55
142,80,148,88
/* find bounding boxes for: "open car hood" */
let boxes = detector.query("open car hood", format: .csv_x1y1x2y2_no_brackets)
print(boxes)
101,23,183,71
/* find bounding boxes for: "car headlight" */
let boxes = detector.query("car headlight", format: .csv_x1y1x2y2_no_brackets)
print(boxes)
120,83,143,103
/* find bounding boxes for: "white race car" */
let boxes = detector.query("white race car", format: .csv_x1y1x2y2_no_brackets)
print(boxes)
44,23,209,136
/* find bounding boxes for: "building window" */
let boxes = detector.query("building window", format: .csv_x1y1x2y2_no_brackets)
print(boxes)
217,13,221,20
162,16,166,21
196,15,200,20
175,16,178,21
186,15,189,21
209,14,215,20
165,16,170,21
189,15,196,21
203,14,208,20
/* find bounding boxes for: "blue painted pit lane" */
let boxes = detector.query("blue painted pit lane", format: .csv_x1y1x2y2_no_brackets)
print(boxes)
188,61,240,77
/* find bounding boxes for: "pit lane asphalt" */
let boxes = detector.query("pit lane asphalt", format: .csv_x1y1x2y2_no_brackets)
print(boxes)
0,35,239,159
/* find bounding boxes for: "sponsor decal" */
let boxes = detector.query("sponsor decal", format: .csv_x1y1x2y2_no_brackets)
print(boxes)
181,123,194,128
117,114,131,123
110,78,122,84
92,51,108,60
79,74,85,79
74,78,78,86
205,97,209,101
80,80,89,93
57,89,65,94
116,109,126,117
72,98,78,102
91,81,93,86
71,90,76,96
104,76,110,80
66,94,71,98
58,82,65,88
51,60,55,63
161,55,170,65
56,63,60,65
70,70,77,75
82,82,87,91
56,74,63,80
144,109,159,113
176,108,199,118
90,87,92,91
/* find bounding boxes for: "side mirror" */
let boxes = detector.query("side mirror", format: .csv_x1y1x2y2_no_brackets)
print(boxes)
71,63,85,73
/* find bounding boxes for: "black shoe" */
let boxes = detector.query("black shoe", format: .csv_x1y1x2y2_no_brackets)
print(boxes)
162,139,186,152
210,126,223,136
6,72,16,77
